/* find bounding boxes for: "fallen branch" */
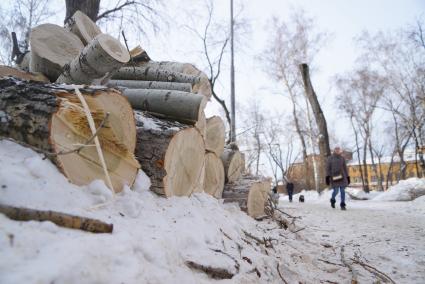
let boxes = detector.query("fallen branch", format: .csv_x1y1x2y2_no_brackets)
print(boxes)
340,246,358,284
317,258,345,267
185,260,234,280
277,263,289,284
351,258,395,284
0,203,113,233
210,248,240,273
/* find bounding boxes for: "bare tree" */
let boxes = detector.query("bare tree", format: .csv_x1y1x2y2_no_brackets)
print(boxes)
0,0,53,65
260,10,328,190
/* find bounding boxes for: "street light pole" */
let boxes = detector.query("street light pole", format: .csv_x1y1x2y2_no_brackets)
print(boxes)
230,0,236,142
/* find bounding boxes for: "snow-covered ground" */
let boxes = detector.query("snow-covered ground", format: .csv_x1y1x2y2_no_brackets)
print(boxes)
1,140,424,283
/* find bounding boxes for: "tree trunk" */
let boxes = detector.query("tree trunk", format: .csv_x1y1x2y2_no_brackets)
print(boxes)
204,152,225,198
107,80,192,92
205,116,225,156
299,64,331,191
122,89,206,125
132,61,212,100
220,147,244,183
350,117,366,190
362,138,370,193
56,34,130,84
29,24,84,81
65,0,100,24
134,112,205,197
222,175,271,218
65,10,102,45
0,203,112,233
0,78,139,192
112,66,201,85
0,65,49,82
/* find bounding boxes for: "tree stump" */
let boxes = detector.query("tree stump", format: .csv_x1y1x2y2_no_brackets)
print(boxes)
0,78,139,192
56,34,130,84
222,175,271,218
29,24,84,81
66,10,102,45
206,116,225,156
134,112,205,197
204,152,225,198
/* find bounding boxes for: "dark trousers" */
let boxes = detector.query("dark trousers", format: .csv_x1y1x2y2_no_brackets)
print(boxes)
287,189,294,202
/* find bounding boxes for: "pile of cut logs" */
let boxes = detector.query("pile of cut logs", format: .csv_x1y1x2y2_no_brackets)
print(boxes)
0,11,270,218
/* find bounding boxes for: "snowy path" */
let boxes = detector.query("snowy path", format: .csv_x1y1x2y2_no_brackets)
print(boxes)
279,198,425,283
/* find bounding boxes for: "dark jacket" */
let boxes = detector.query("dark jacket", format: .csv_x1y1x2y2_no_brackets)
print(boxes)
326,154,349,187
286,182,294,192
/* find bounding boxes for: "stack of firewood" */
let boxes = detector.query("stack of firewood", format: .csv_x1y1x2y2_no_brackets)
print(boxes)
0,11,270,217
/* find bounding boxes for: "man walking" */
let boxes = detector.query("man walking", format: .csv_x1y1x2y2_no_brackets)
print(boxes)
326,147,350,210
286,181,294,202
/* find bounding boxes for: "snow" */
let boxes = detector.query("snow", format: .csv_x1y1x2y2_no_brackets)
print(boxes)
1,139,424,283
372,178,425,201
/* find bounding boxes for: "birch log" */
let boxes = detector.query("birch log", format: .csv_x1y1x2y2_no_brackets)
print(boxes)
29,24,84,81
195,110,207,138
0,65,49,82
112,66,201,85
136,61,212,100
222,175,271,218
0,78,139,192
66,10,102,45
204,152,225,198
123,89,206,125
56,34,130,84
107,80,192,92
135,112,205,197
221,147,244,183
205,116,225,156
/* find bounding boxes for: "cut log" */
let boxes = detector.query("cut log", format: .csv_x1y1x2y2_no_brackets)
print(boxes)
0,65,49,82
123,89,206,125
205,116,225,156
56,34,130,84
222,175,271,218
112,66,201,85
135,112,205,197
0,203,113,233
204,152,225,198
29,23,84,81
66,10,102,45
129,45,151,63
195,110,207,138
136,61,212,100
221,147,244,183
17,52,31,72
107,80,192,92
0,78,139,192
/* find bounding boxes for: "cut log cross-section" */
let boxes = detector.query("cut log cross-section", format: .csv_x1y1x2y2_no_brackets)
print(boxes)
204,152,225,198
135,112,205,197
56,34,130,84
66,10,102,45
222,175,271,218
123,89,206,125
29,23,84,81
206,116,225,156
221,147,244,183
0,78,139,192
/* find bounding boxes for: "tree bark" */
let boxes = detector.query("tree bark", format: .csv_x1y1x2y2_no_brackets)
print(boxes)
56,34,130,84
123,89,206,125
107,80,192,92
222,175,271,218
65,10,102,45
204,152,225,198
0,77,139,192
112,66,201,85
220,147,244,183
299,64,331,191
205,116,226,156
29,24,84,81
0,65,49,82
65,0,100,24
0,203,112,233
134,112,205,197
